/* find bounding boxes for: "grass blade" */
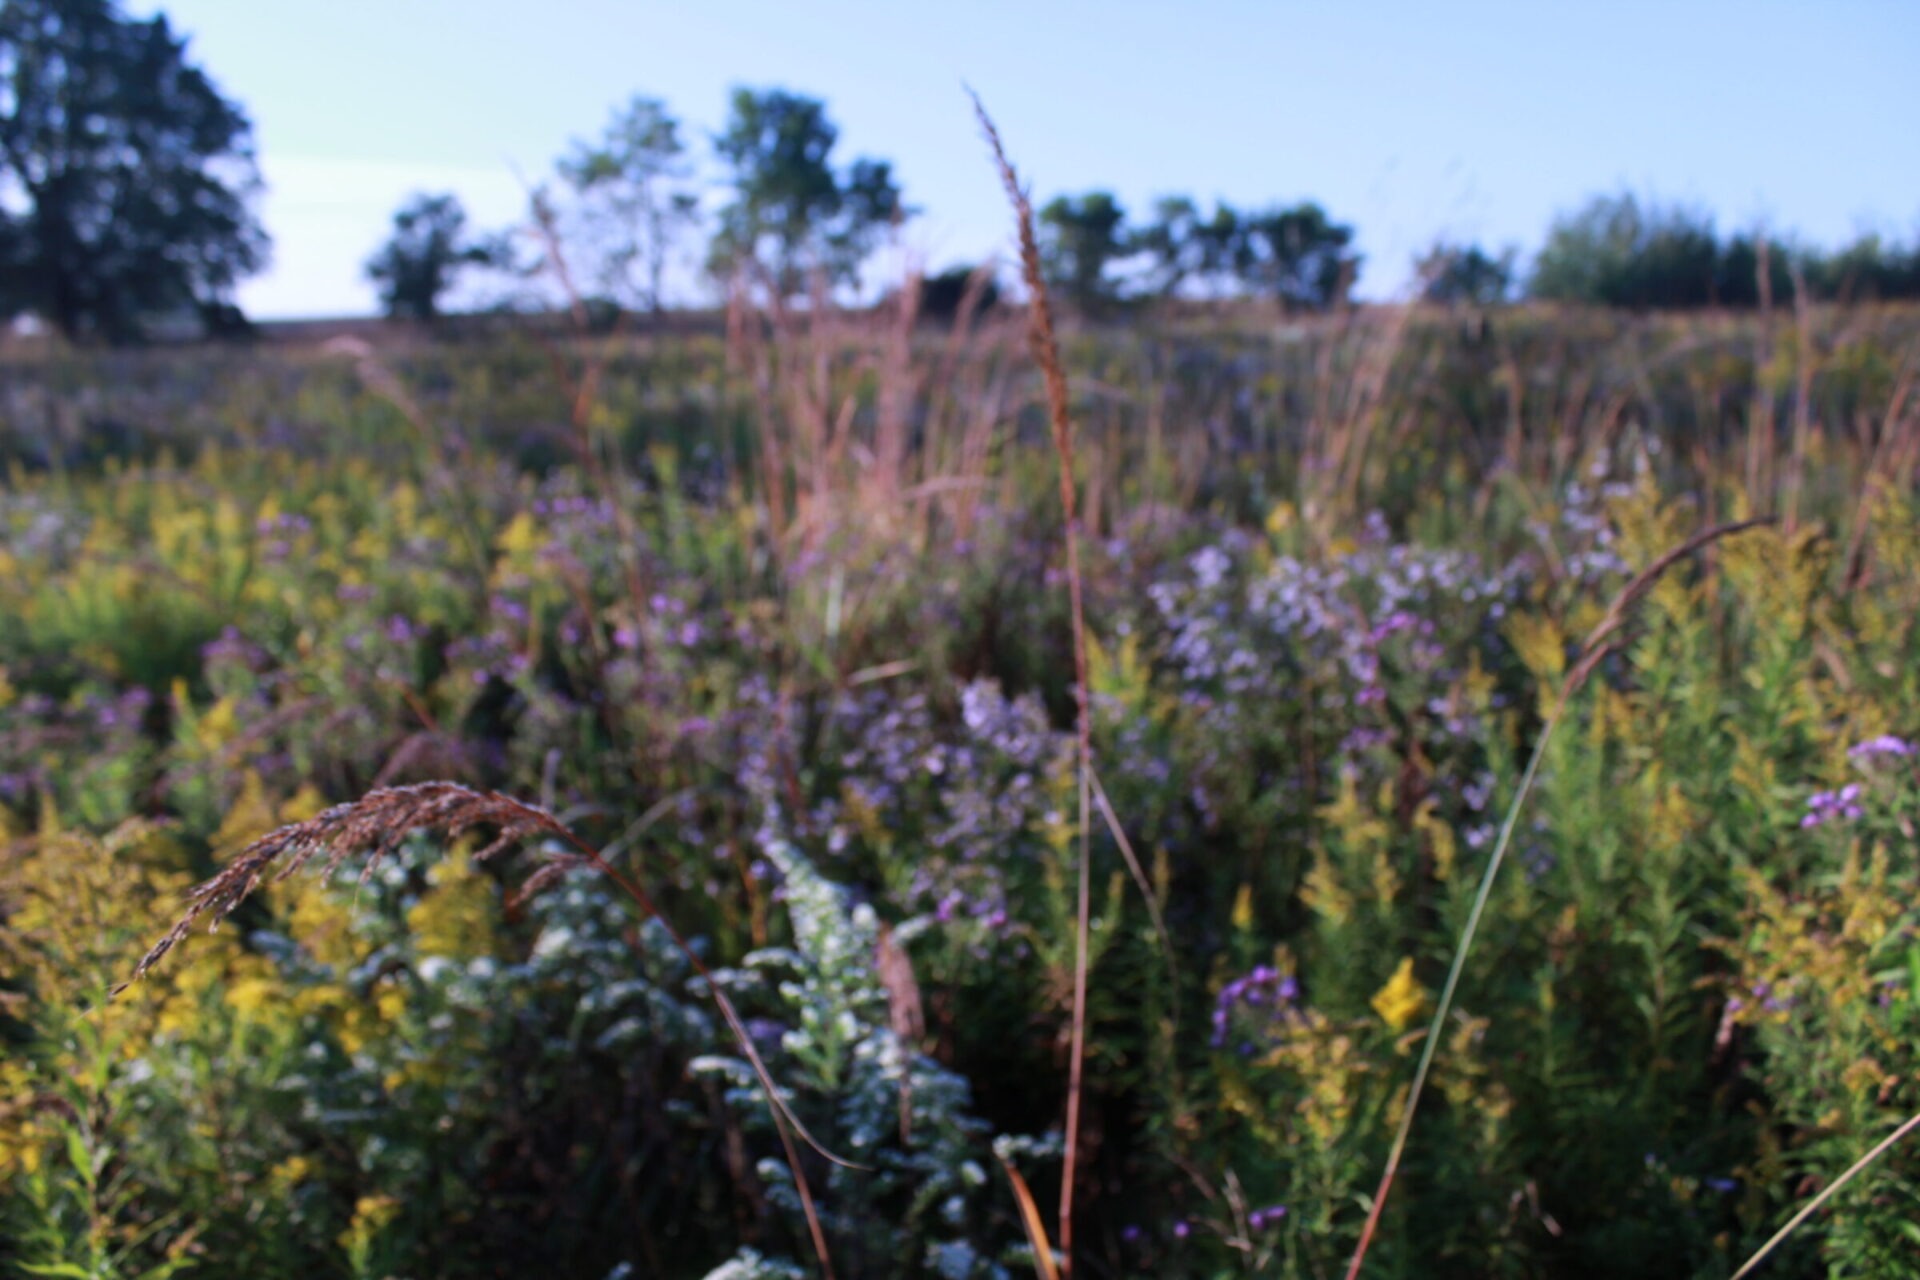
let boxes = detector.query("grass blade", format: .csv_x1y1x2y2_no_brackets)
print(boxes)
1731,1109,1920,1279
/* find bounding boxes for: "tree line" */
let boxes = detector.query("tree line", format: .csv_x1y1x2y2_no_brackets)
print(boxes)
3,0,1917,342
361,110,1920,325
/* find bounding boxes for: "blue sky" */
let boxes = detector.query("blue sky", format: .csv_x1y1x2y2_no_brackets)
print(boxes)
134,0,1920,318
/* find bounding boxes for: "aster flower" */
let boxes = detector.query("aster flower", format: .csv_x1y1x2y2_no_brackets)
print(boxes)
1848,734,1914,762
1801,783,1864,828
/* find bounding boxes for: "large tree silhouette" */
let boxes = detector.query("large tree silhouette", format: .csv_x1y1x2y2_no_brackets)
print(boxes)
0,0,267,342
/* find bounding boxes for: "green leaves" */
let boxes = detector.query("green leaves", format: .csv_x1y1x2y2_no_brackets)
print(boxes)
0,0,266,342
364,193,503,324
711,88,908,294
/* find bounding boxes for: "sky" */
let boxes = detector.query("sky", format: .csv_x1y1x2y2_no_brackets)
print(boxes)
131,0,1920,319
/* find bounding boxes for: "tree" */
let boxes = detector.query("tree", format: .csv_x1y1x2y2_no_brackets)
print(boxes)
710,87,906,295
556,95,699,313
1805,232,1920,304
915,263,999,323
1529,193,1719,309
1416,242,1515,307
1232,203,1359,312
1037,191,1130,315
0,0,267,342
1133,196,1241,298
1712,233,1797,308
365,193,501,323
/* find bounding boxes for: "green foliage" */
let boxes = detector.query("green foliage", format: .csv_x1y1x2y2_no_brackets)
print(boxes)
555,95,701,313
0,0,267,343
1232,203,1360,311
1038,194,1361,312
1132,197,1241,298
1037,192,1131,315
914,264,1000,322
364,193,503,324
693,828,1028,1276
1806,232,1920,304
1,303,1918,1276
1417,243,1515,307
710,87,907,294
1530,193,1721,309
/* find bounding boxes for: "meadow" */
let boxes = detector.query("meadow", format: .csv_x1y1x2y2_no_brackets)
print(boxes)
3,283,1920,1278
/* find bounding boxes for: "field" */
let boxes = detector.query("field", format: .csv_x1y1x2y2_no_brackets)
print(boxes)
4,293,1920,1279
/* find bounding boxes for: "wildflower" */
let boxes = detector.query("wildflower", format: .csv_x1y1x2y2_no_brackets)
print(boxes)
1848,734,1914,762
1801,783,1864,828
1211,965,1300,1048
1190,545,1232,591
224,976,278,1018
1249,1205,1287,1230
267,1155,314,1192
1372,957,1429,1032
339,1193,401,1256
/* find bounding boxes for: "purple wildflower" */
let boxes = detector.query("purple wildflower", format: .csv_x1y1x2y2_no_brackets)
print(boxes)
1801,783,1864,828
1249,1205,1288,1231
1212,965,1300,1048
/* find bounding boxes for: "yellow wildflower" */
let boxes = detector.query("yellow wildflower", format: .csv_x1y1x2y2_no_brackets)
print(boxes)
225,976,278,1019
268,1155,314,1192
1372,957,1429,1032
340,1193,401,1261
1230,882,1254,932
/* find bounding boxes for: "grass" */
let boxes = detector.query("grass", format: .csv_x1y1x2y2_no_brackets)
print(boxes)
2,213,1920,1276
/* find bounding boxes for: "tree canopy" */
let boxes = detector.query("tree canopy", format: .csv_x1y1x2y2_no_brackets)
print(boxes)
556,95,699,313
1133,196,1241,299
1234,203,1359,312
1529,193,1721,309
0,0,267,342
1417,243,1515,307
364,193,501,323
709,87,907,295
1037,191,1131,315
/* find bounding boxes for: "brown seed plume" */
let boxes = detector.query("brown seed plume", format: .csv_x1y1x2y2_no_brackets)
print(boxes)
118,782,562,994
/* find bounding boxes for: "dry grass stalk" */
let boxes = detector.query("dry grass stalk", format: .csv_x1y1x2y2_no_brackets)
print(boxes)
1090,769,1179,1020
1784,262,1817,534
998,1152,1062,1280
875,920,925,1145
1747,233,1778,504
971,89,1096,1275
118,780,844,1280
1842,354,1917,587
721,240,1017,569
120,783,556,989
1306,301,1419,519
1731,1109,1920,1279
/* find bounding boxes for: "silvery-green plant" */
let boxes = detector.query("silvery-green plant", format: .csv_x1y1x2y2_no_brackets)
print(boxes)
693,821,1029,1278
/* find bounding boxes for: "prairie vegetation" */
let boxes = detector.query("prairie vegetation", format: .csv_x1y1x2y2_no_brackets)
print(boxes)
4,273,1920,1278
